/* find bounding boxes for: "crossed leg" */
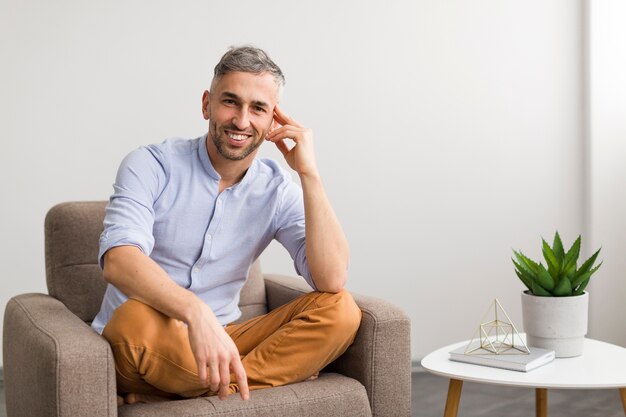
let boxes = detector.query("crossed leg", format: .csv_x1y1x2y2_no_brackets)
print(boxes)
102,290,361,403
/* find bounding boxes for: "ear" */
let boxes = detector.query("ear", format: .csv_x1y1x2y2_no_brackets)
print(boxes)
201,90,211,120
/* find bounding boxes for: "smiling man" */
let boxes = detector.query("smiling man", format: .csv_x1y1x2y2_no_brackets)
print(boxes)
91,46,361,404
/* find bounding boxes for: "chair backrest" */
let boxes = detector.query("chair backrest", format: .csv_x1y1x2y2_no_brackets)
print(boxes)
44,201,267,323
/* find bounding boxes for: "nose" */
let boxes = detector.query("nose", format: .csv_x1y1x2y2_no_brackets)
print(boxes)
232,108,250,130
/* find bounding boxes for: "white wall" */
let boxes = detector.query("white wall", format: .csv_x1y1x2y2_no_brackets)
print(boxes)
0,0,588,366
588,0,626,346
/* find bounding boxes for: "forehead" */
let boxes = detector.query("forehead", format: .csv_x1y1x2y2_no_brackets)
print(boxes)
212,71,279,104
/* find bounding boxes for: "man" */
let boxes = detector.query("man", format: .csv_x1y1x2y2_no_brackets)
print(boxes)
92,46,361,405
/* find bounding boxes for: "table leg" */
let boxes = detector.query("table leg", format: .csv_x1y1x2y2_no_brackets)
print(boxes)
443,379,463,417
536,388,548,417
619,388,626,415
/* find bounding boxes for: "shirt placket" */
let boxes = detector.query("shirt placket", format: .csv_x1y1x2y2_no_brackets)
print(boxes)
190,190,228,286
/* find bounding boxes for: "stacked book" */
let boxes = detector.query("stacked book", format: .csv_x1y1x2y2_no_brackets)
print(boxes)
449,343,555,372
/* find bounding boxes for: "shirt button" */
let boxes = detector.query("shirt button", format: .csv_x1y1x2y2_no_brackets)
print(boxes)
207,234,212,241
193,267,200,274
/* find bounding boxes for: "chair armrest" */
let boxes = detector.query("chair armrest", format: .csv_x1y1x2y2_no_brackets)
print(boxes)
263,275,411,417
328,292,411,417
3,293,117,417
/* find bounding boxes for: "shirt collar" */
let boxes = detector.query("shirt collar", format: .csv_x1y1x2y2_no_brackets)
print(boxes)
198,134,221,181
238,158,257,189
197,134,258,189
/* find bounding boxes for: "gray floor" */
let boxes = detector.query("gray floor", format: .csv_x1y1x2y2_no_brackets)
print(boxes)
0,374,623,416
0,381,4,417
412,371,625,417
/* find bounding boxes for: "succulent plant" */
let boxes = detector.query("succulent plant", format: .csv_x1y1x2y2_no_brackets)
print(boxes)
512,232,602,297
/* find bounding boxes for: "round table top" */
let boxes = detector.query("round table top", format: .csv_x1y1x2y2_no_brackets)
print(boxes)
421,337,626,389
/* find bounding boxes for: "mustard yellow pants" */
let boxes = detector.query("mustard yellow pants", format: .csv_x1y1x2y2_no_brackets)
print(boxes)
102,290,361,398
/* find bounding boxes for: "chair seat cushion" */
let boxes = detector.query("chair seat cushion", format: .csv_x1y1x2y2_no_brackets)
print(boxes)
118,373,371,417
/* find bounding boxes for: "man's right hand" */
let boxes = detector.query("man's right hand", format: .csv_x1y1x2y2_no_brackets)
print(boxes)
187,301,250,400
103,246,249,400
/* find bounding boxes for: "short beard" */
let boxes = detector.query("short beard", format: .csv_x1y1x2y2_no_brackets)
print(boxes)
210,121,263,161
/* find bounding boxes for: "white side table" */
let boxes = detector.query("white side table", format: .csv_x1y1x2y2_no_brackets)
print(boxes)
421,337,626,417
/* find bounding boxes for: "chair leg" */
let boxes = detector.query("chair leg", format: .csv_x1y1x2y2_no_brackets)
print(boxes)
443,379,463,417
619,388,626,415
536,388,548,417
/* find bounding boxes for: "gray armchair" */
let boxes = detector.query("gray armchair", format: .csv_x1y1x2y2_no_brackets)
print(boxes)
3,201,411,417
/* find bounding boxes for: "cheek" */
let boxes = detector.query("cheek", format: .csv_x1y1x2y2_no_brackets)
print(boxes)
212,106,233,122
256,115,274,132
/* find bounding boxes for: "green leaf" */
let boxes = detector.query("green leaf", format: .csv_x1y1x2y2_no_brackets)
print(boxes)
553,276,572,296
513,250,540,275
562,235,581,273
513,259,540,288
564,263,576,279
531,280,551,296
542,239,560,280
570,270,591,289
553,231,565,263
573,277,591,295
513,258,531,277
515,270,533,291
573,249,601,279
536,263,556,291
513,255,538,281
571,262,602,288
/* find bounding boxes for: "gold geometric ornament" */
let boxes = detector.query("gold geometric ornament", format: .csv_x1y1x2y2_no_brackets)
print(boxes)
464,299,530,356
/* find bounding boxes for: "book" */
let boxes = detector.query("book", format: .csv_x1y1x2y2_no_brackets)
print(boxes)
449,343,555,372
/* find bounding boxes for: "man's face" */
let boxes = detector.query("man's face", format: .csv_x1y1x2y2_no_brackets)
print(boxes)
203,71,279,162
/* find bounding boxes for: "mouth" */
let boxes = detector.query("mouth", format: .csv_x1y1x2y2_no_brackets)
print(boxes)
224,130,253,147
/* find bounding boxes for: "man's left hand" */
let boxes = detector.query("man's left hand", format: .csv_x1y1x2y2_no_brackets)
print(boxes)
265,105,318,177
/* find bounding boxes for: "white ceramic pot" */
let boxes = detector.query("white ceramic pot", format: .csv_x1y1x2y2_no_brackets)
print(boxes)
521,291,589,358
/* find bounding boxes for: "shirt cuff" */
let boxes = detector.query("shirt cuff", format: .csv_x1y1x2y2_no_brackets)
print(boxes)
98,229,154,269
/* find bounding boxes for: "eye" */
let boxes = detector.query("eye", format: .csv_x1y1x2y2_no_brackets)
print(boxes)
222,99,236,105
253,106,266,113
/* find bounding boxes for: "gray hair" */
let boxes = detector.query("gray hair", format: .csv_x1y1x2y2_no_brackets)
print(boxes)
211,45,285,94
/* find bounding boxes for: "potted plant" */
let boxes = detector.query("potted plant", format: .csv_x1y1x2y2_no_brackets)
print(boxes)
512,232,602,357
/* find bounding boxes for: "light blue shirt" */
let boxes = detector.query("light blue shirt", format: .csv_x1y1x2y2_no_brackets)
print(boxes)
91,135,314,334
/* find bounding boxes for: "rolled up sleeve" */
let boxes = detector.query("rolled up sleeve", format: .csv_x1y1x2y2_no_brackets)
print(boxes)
99,146,167,268
273,181,316,290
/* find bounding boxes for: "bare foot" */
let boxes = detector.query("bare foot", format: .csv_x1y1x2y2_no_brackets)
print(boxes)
116,395,124,406
305,372,320,382
124,393,170,404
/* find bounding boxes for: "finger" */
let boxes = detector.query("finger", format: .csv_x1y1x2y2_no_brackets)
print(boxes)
266,127,302,142
274,105,303,128
196,358,208,387
232,359,250,400
208,358,220,393
274,139,291,157
266,124,298,139
218,360,230,400
273,105,289,125
218,383,230,401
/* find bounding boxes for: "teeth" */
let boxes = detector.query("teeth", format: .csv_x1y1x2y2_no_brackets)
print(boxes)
228,133,248,141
